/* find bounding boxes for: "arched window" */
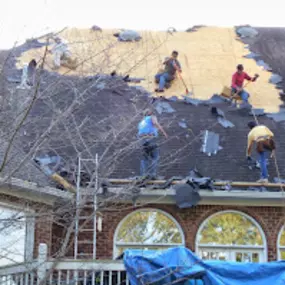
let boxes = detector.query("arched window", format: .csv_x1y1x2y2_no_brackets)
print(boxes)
196,211,267,262
113,209,185,258
277,225,285,260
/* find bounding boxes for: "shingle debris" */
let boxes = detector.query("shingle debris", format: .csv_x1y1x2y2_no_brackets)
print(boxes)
114,30,141,42
218,117,235,128
178,120,187,129
273,177,285,183
269,74,283,85
211,107,234,128
250,108,265,116
266,111,285,122
183,96,202,106
236,26,259,38
155,102,175,114
256,59,272,71
244,52,260,59
174,183,201,208
200,130,222,156
206,94,229,104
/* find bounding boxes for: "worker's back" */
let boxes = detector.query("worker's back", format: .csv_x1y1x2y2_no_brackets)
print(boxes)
248,125,274,142
138,116,158,136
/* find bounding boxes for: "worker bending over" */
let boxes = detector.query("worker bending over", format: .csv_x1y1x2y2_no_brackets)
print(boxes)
50,37,77,69
232,64,258,103
137,109,168,179
155,51,182,92
246,122,275,183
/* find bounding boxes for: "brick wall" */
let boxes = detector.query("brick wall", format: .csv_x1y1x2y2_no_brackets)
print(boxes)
92,204,285,261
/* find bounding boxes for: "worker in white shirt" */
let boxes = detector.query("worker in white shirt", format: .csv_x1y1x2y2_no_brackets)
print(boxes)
50,37,74,69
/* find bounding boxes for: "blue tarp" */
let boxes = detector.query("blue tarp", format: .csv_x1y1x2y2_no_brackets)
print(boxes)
123,247,285,285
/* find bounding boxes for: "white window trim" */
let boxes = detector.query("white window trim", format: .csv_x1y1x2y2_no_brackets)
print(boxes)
195,210,267,262
277,225,285,260
0,201,35,263
113,208,185,259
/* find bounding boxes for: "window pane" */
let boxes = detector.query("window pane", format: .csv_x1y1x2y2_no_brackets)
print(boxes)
117,245,170,257
280,251,285,260
198,213,263,246
201,251,227,261
116,210,182,244
0,207,26,266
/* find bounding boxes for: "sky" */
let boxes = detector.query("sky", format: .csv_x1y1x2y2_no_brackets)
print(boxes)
0,0,284,49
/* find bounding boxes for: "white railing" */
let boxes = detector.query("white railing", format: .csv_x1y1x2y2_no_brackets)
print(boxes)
0,244,129,285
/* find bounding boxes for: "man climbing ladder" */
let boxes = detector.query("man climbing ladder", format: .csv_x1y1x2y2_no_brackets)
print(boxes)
137,109,168,179
246,121,275,183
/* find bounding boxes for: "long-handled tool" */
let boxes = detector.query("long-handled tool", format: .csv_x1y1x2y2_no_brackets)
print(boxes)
231,73,259,100
173,61,190,95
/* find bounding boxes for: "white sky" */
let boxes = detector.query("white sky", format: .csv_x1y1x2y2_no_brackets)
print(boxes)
0,0,284,49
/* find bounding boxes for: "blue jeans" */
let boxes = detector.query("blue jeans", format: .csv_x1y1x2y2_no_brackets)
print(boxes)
140,138,159,177
259,151,268,179
155,72,173,90
232,87,249,103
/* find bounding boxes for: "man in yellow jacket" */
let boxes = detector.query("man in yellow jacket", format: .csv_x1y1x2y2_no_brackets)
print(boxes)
246,122,275,183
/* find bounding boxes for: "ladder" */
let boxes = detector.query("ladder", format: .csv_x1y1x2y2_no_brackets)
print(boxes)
74,155,99,260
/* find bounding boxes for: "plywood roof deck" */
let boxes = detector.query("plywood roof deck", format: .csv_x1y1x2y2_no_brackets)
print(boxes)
18,27,282,112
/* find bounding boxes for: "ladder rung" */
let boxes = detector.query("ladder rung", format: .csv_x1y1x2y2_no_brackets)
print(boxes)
77,216,92,220
78,229,94,232
78,240,94,245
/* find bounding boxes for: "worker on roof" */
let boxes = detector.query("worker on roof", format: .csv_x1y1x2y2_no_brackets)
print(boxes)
137,109,168,179
247,122,275,183
17,59,37,89
50,37,77,69
155,51,182,92
231,64,258,104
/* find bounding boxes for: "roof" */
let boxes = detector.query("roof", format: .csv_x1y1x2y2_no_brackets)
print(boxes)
2,26,285,188
17,27,282,112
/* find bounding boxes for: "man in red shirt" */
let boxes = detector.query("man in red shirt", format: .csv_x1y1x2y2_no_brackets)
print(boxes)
231,64,258,103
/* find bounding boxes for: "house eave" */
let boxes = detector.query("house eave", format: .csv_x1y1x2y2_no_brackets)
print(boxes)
107,188,285,207
0,177,73,205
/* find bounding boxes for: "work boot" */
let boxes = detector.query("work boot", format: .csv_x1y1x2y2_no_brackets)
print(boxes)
257,178,268,183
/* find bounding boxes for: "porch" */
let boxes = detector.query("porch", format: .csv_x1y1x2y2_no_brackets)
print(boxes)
0,244,129,285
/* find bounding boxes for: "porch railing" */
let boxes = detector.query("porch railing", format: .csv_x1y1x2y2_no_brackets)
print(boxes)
0,244,129,285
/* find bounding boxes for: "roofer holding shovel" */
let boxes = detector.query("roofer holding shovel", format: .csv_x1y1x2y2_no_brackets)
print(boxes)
137,109,168,179
246,121,275,183
155,51,182,92
232,64,259,104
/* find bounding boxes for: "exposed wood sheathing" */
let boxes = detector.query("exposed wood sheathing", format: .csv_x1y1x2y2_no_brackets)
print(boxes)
18,27,281,112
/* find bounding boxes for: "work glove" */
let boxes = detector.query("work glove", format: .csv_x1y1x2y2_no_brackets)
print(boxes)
253,74,259,81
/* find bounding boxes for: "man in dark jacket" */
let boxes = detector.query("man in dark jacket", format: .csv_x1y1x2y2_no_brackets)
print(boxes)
155,51,182,92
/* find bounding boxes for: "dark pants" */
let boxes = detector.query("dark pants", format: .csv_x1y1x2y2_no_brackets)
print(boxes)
140,138,159,177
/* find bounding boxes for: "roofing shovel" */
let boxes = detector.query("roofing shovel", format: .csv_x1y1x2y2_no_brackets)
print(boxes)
173,61,190,95
231,73,259,100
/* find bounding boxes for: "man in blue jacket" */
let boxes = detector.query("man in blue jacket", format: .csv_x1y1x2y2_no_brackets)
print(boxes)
138,109,168,179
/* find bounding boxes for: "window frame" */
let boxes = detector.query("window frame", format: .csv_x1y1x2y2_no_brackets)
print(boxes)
195,210,267,262
113,208,185,259
0,201,35,265
277,225,285,260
